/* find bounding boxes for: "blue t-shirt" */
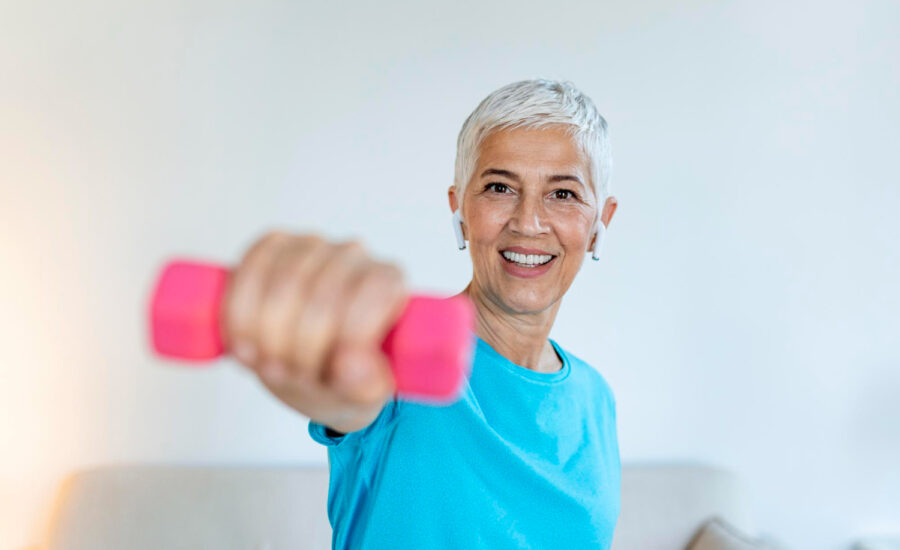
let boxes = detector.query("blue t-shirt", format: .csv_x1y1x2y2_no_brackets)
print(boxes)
308,332,621,549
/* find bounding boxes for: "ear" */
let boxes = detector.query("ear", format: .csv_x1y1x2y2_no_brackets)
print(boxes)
601,196,618,228
448,185,459,213
587,196,618,253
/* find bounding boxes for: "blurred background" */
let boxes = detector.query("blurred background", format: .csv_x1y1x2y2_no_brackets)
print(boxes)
1,0,898,548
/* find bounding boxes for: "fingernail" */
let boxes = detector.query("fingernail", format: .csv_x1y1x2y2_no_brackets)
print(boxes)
233,342,257,364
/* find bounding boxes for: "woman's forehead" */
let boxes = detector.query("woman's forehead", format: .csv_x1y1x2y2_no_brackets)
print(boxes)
476,126,589,176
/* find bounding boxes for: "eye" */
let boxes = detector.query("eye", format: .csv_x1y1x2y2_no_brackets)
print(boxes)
485,182,510,193
554,189,578,200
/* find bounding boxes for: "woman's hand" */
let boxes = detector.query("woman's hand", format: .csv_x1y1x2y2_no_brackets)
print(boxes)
219,230,409,434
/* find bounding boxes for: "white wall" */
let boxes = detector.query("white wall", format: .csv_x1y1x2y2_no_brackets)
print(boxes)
2,1,898,548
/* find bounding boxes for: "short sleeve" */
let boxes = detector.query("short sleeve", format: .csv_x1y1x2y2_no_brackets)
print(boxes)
308,419,347,446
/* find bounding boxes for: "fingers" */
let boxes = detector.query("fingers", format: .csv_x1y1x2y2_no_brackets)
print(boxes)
325,263,409,402
283,240,370,380
334,263,409,350
254,237,332,372
220,230,408,422
220,230,295,368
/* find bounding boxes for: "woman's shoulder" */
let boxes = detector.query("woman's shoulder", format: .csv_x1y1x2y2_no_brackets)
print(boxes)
555,341,617,408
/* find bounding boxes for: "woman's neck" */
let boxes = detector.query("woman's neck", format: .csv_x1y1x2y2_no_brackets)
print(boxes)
457,281,563,373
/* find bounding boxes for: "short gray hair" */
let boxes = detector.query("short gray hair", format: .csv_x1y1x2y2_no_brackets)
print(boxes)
453,79,612,216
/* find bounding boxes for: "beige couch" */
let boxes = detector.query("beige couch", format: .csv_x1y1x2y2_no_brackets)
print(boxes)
40,463,769,549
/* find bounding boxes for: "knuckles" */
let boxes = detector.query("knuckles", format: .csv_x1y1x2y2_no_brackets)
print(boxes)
230,232,405,402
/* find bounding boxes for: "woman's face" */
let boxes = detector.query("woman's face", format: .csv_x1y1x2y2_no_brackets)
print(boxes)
449,124,615,314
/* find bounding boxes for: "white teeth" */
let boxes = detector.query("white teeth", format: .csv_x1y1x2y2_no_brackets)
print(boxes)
501,251,553,266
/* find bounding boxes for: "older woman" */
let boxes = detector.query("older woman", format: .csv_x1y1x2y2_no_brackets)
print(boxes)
222,79,620,549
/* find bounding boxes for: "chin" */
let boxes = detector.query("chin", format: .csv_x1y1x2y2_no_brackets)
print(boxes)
498,289,555,314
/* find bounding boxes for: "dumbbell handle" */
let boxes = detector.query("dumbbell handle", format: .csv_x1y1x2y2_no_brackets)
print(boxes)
148,259,476,403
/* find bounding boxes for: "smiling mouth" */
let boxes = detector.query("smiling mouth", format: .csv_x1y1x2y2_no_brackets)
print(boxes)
498,250,557,268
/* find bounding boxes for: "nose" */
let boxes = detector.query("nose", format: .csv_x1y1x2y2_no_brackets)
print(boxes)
508,193,550,237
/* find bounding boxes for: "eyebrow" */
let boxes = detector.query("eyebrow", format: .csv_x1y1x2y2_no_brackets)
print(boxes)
480,168,585,188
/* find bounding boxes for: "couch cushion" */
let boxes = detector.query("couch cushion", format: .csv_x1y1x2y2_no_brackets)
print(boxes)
687,517,780,550
45,463,751,550
611,464,753,550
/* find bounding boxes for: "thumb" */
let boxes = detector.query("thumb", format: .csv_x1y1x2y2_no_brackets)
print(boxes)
329,345,395,404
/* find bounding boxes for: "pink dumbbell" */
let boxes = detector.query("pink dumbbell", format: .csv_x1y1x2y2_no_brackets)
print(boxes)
148,259,476,404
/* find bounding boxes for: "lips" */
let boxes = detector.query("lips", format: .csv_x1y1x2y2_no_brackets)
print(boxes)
498,250,558,278
498,250,551,265
500,246,556,256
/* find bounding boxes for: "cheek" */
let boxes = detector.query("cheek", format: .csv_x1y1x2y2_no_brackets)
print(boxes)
560,220,593,249
468,214,506,244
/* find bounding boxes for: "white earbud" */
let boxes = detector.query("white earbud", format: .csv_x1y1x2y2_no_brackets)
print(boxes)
591,218,606,261
591,195,609,261
452,209,466,250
